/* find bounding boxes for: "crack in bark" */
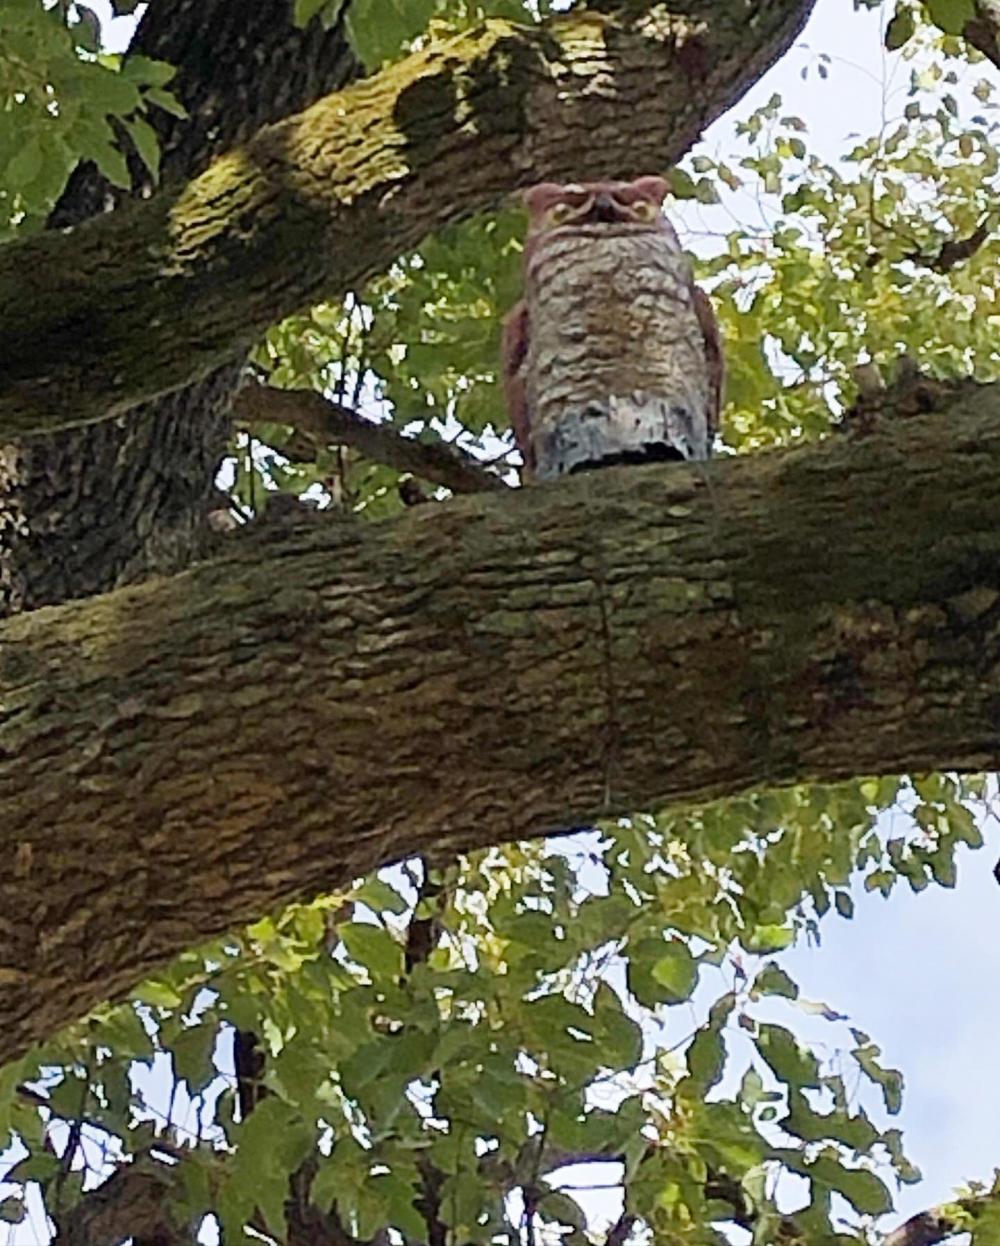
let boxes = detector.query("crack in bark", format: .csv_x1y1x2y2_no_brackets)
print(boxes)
591,540,622,812
1,388,1000,1062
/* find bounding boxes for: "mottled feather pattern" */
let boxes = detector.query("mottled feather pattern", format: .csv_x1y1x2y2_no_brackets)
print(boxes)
502,178,723,480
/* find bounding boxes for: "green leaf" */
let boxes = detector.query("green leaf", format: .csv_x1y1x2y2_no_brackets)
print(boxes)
752,962,799,1000
87,64,143,114
852,1034,904,1114
124,115,160,179
744,924,794,953
145,86,188,120
340,921,404,980
91,140,132,190
667,167,698,200
121,55,177,87
926,0,975,34
355,875,410,915
344,0,436,69
172,1022,216,1090
375,1166,426,1239
809,1155,893,1216
784,1090,879,1152
131,979,181,1009
234,1097,310,1236
6,140,43,190
592,982,643,1068
295,0,342,24
739,1066,769,1109
311,1137,369,1214
539,1190,587,1231
834,891,854,918
93,1004,154,1059
8,1153,59,1185
884,5,916,49
649,941,698,1003
755,1023,821,1089
683,1026,726,1095
0,1198,25,1225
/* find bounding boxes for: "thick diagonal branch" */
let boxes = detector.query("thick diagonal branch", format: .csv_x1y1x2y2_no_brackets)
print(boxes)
0,0,814,437
3,387,1000,1063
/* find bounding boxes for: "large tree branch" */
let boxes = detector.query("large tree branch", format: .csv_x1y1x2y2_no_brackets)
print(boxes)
2,387,1000,1063
0,0,814,437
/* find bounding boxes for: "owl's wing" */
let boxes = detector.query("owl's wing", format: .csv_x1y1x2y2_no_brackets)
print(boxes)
501,299,535,475
692,284,724,445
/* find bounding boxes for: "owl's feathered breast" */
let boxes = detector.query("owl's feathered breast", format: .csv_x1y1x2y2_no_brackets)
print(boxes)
522,225,715,478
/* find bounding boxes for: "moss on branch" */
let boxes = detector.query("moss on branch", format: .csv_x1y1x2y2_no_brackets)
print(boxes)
1,388,1000,1061
0,0,814,436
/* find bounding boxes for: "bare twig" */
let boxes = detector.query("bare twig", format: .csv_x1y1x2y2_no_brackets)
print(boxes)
233,381,508,496
906,217,993,274
883,1197,991,1246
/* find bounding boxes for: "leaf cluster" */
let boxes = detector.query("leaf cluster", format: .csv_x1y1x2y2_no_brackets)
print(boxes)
0,0,182,239
0,775,987,1242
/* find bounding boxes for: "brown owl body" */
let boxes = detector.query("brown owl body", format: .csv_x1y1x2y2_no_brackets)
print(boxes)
502,177,723,479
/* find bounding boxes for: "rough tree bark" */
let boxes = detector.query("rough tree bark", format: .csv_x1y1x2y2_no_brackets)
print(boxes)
0,0,815,438
2,389,1000,1066
966,0,1000,65
0,0,361,616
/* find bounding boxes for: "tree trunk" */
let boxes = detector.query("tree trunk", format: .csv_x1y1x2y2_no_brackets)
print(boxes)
0,0,815,440
0,0,361,616
1,389,999,1065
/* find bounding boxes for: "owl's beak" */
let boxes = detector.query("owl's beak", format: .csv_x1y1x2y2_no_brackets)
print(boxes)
591,192,619,223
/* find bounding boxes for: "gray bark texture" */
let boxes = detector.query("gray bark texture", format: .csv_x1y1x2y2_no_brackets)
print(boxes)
1,389,999,1066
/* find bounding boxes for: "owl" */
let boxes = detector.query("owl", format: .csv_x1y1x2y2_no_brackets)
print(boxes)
501,176,723,480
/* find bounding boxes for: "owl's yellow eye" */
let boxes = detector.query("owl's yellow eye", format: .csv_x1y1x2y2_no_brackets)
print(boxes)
547,202,574,225
632,200,660,221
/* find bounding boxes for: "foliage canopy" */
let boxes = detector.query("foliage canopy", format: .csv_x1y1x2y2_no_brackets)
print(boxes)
1,0,998,1243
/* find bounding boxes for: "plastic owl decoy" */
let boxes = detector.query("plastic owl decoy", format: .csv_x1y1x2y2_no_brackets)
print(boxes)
502,176,723,479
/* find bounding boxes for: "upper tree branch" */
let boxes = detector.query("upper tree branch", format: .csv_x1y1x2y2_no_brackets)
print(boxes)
3,386,1000,1064
0,0,815,437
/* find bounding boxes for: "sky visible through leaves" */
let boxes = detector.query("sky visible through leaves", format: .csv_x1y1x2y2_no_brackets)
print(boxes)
2,1,999,1243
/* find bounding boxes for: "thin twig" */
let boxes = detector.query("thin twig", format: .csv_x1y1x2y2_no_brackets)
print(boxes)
234,381,509,495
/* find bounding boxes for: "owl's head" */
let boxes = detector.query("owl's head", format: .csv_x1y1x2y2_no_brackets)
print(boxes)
522,176,670,234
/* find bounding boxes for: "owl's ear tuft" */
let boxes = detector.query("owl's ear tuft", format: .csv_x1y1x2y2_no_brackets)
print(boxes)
522,182,565,213
631,175,668,204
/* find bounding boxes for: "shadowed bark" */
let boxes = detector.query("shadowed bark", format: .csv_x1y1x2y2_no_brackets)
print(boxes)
0,0,361,617
966,0,1000,65
0,0,814,440
2,388,1000,1065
